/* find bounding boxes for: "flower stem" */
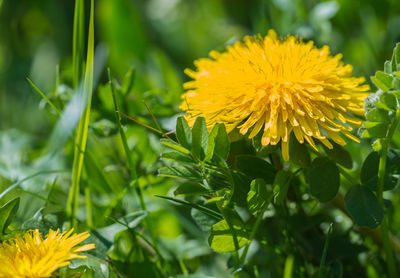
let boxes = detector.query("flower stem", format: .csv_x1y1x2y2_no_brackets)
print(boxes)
377,108,400,278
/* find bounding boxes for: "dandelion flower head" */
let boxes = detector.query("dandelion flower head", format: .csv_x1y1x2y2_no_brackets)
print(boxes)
0,228,95,278
181,30,369,160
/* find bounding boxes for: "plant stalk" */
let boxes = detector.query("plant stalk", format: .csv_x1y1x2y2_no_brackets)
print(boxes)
376,108,400,278
240,206,267,264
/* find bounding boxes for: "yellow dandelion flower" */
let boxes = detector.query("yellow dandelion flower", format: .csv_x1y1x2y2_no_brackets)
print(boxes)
181,30,369,160
0,228,95,278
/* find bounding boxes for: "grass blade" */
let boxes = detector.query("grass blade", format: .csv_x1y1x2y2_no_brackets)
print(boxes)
72,0,85,88
0,170,69,200
27,78,62,117
66,0,95,228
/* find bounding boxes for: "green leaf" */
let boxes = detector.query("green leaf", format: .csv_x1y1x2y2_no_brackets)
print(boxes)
323,141,353,169
159,166,201,180
361,152,380,184
308,157,340,202
191,117,208,161
289,135,311,168
174,182,208,196
107,229,142,262
247,179,273,214
121,66,135,95
384,61,392,74
0,197,19,236
361,151,398,191
344,185,384,229
236,155,276,183
371,71,393,91
161,138,190,155
161,151,194,164
209,219,249,253
365,108,390,123
66,0,95,227
72,0,85,88
176,116,192,149
361,122,388,138
191,208,217,232
379,92,397,110
175,275,215,278
392,43,400,71
273,170,292,205
206,123,229,161
205,125,218,162
392,76,400,90
231,171,252,207
391,90,400,99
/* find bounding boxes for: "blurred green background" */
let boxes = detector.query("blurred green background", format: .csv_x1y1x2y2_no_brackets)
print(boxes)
1,0,400,133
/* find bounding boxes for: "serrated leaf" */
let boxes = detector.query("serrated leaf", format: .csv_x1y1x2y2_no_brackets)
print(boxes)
344,185,384,229
0,198,20,237
208,219,249,253
191,117,208,161
176,116,192,149
323,141,353,169
308,157,340,202
236,155,276,183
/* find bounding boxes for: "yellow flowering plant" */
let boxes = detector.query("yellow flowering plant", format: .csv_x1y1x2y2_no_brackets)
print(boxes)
0,228,94,278
158,37,400,277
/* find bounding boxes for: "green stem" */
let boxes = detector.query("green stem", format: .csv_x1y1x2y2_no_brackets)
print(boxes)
85,186,93,228
318,223,332,278
239,206,267,264
377,108,400,278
